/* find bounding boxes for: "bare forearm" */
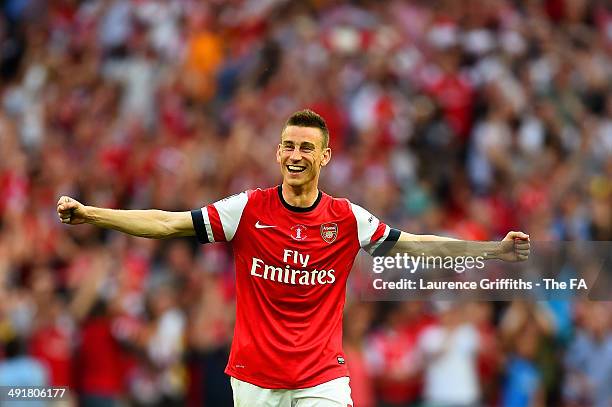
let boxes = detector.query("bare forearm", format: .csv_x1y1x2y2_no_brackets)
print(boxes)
387,232,502,259
84,206,194,239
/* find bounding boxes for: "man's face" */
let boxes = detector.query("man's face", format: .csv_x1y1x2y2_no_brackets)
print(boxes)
276,126,331,188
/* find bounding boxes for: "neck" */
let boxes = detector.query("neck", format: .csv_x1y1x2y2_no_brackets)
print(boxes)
281,181,319,208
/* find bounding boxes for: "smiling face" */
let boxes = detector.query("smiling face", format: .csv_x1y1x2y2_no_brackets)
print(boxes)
276,125,331,189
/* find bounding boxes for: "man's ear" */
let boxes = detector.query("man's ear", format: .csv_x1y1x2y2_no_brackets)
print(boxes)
320,148,332,167
276,144,282,164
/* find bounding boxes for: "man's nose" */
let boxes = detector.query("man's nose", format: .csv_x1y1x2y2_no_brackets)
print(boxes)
289,147,302,161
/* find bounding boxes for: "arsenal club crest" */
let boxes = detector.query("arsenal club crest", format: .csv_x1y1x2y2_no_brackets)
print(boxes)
320,223,338,244
290,224,308,241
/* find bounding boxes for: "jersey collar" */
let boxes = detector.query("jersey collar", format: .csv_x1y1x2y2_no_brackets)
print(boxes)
277,185,322,213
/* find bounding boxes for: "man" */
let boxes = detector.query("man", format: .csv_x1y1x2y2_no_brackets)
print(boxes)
57,109,529,406
0,336,49,407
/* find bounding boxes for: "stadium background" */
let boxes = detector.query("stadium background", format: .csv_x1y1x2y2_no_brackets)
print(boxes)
0,0,610,406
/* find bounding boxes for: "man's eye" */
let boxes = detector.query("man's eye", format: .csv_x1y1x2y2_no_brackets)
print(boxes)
301,147,314,152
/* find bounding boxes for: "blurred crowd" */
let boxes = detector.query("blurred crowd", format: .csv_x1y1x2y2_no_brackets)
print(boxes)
0,0,611,406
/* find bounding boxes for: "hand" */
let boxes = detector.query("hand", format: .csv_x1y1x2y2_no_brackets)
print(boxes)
498,231,530,262
57,196,88,225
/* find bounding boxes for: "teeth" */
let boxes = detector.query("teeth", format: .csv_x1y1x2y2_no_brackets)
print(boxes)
288,165,305,171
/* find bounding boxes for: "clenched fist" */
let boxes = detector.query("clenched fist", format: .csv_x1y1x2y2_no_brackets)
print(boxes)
498,231,530,262
57,196,88,225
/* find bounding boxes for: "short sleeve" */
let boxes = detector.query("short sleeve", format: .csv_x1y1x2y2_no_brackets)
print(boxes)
191,192,249,244
349,203,400,256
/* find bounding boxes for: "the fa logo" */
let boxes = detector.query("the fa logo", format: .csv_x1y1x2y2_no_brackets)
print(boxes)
320,223,338,244
290,224,307,241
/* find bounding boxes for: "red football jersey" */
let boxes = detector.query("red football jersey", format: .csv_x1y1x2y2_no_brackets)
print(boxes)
191,185,399,389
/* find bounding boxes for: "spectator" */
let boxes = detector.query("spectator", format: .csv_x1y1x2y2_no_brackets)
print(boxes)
0,336,47,386
367,301,433,407
0,336,48,407
502,323,545,407
564,302,612,407
500,302,554,407
418,302,481,407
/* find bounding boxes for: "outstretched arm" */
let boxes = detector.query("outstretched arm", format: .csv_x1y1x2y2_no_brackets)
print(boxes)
56,196,195,239
385,230,530,262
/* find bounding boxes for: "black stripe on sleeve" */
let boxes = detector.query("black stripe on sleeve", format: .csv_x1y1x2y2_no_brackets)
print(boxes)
372,228,401,257
191,209,210,244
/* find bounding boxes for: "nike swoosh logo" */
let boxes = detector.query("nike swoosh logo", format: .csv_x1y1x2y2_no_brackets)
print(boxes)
255,221,277,229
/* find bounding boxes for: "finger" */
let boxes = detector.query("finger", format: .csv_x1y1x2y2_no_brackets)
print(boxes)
59,202,76,212
57,197,73,207
509,231,529,240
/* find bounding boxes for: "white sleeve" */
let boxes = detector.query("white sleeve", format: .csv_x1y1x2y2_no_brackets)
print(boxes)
191,192,249,243
350,203,392,255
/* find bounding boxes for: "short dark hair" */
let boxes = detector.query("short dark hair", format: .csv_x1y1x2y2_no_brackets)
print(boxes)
4,336,25,359
283,109,329,148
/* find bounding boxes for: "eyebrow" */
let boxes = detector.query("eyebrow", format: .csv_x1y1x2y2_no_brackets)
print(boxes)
281,141,317,149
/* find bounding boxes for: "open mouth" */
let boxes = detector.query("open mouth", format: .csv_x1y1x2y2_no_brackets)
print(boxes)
287,165,306,173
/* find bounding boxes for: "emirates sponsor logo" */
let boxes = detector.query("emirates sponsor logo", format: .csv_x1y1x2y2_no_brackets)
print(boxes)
290,224,307,241
320,223,338,243
250,257,336,285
